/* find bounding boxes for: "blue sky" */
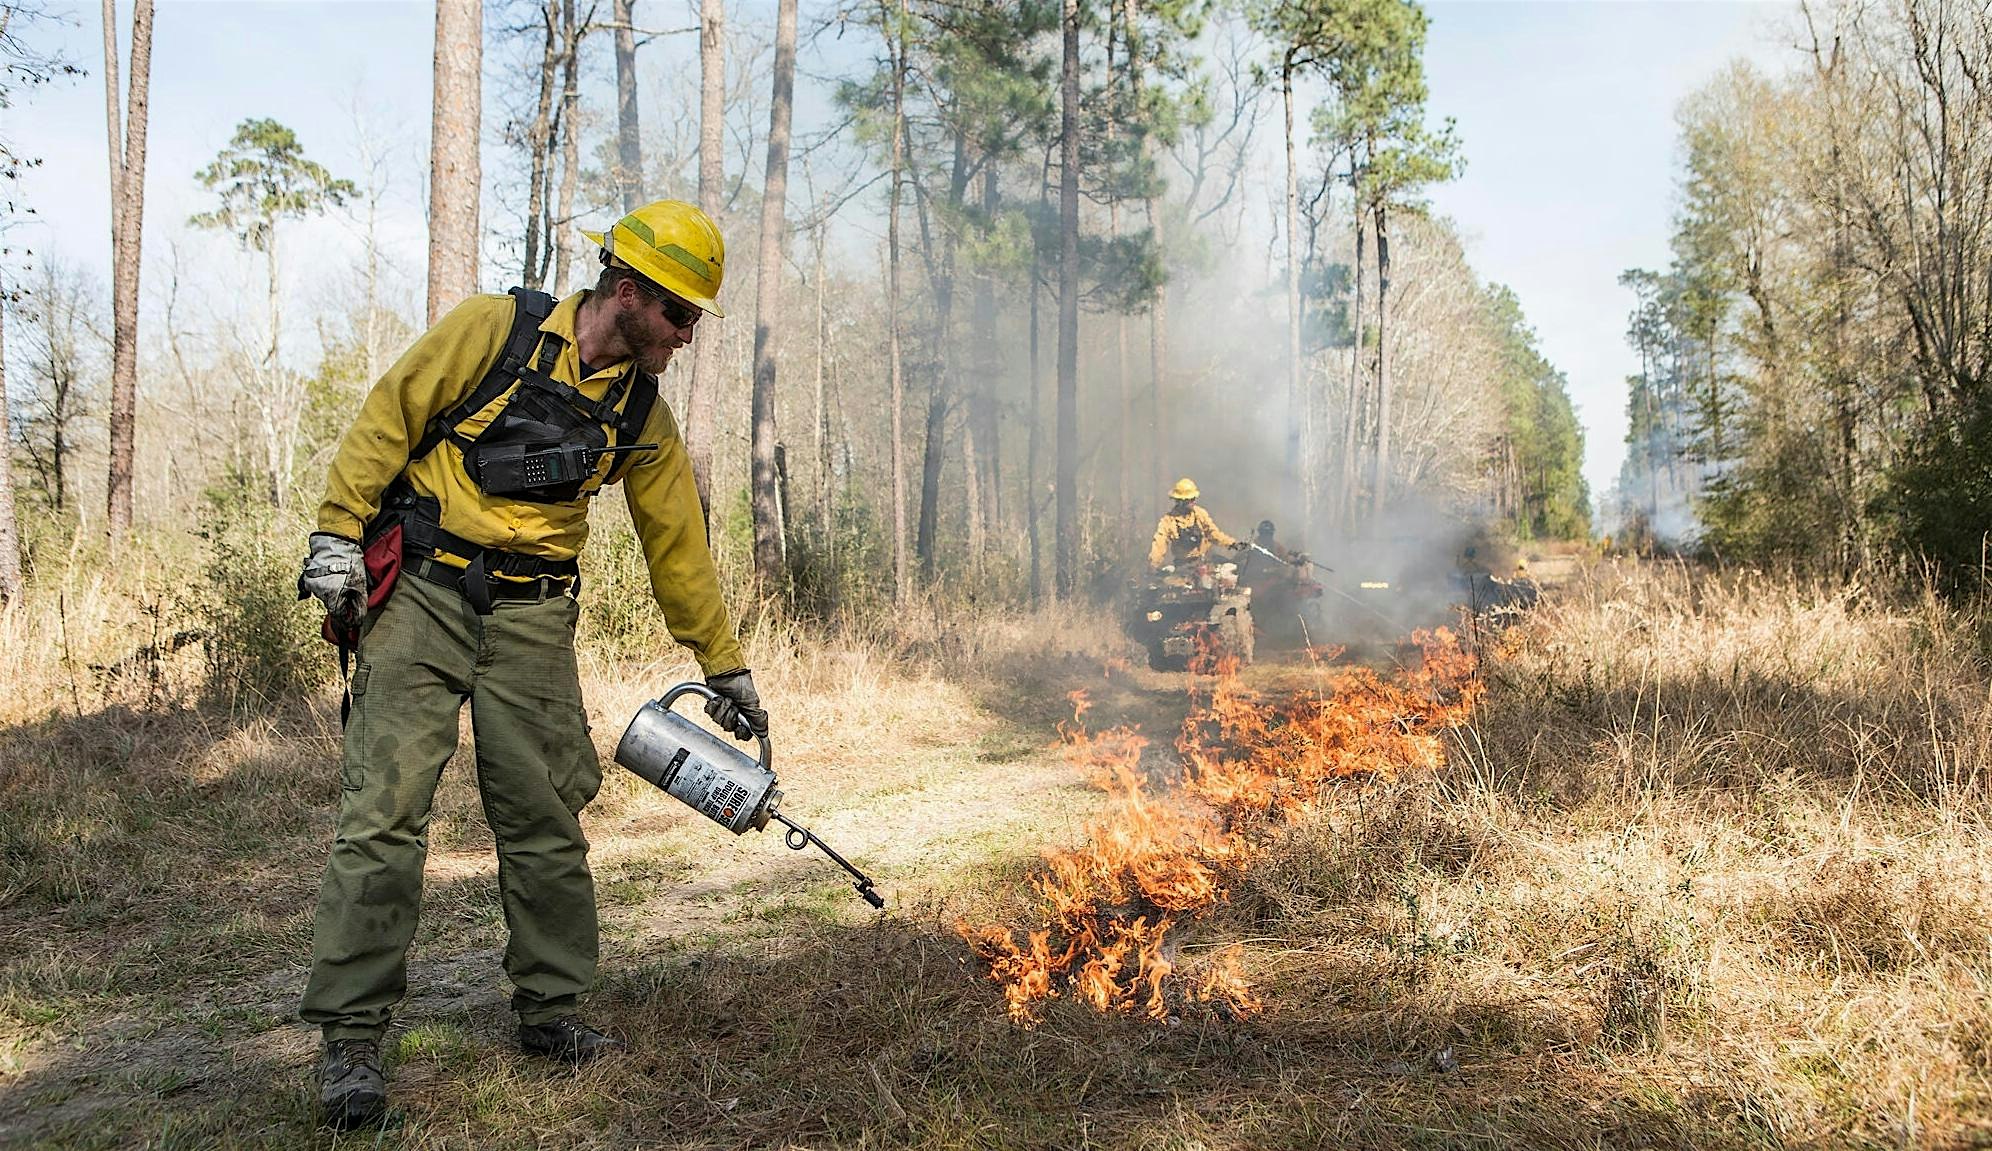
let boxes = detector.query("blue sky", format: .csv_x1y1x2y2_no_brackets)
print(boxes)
1422,0,1794,506
12,0,1797,507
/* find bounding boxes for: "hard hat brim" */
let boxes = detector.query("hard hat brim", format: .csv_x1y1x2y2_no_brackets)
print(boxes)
584,228,727,319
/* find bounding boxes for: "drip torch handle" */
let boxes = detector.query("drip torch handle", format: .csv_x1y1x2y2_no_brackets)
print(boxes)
656,681,774,773
771,811,885,909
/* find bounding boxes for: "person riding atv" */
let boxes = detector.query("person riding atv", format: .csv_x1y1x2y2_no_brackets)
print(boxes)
1132,479,1254,670
1237,519,1306,572
1148,477,1246,571
1235,519,1323,647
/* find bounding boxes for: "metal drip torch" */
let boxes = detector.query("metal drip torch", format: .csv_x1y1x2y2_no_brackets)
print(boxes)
614,683,885,909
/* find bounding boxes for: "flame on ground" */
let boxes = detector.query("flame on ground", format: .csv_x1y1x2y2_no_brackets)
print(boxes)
959,628,1480,1025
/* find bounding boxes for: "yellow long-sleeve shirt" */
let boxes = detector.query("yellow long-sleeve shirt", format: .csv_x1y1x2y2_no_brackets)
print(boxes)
316,290,745,675
1148,505,1237,569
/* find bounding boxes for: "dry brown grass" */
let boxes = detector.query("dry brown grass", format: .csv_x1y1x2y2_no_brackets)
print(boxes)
5,551,1992,1148
1213,559,1992,1148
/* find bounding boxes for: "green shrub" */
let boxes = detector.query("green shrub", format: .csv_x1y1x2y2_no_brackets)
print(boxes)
1880,398,1992,592
195,473,323,712
578,522,674,660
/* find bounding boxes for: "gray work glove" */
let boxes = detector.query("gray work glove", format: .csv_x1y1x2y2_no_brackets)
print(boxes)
299,532,368,626
704,669,769,741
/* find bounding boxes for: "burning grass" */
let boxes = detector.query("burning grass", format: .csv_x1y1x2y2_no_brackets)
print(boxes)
960,630,1482,1025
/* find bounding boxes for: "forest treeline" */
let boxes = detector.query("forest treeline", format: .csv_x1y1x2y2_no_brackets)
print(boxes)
0,0,1590,620
1612,0,1992,582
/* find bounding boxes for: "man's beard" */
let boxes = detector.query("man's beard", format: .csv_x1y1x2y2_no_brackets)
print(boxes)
614,306,677,373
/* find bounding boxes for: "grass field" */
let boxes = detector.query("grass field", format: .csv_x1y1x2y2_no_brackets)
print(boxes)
3,558,1991,1149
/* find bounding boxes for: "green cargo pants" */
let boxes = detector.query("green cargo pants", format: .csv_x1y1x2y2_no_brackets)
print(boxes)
300,574,602,1041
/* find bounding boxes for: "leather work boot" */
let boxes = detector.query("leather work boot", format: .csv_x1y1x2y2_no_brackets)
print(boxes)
518,1016,623,1065
318,1037,387,1129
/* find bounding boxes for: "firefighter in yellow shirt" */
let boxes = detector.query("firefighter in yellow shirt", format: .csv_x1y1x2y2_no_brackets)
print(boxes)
295,201,763,1127
1148,477,1245,570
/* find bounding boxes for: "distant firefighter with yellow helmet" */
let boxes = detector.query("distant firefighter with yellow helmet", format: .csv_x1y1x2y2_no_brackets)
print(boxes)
295,199,764,1128
1148,477,1244,570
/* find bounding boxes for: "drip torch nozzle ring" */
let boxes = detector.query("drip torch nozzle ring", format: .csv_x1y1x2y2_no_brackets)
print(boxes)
771,810,885,910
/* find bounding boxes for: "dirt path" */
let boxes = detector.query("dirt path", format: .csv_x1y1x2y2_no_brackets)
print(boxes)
0,651,1196,1147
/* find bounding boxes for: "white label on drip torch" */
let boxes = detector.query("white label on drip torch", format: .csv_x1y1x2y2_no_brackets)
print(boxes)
667,754,752,827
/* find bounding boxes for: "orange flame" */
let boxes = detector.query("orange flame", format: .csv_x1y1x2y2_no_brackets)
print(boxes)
959,628,1479,1025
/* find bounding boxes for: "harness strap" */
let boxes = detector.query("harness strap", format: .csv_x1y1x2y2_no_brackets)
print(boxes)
608,373,659,483
338,641,354,727
411,287,557,464
511,336,635,429
462,551,495,615
380,485,579,616
423,526,576,578
431,292,651,496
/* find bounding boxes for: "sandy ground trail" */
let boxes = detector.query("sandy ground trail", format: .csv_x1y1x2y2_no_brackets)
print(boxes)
0,650,1200,1145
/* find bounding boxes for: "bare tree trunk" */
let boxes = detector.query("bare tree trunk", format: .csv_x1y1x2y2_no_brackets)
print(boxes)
613,0,643,212
1829,150,1858,573
1107,17,1128,546
429,0,482,324
354,115,388,381
1144,196,1165,525
684,0,726,515
1055,0,1080,600
1028,253,1044,606
0,290,21,604
1133,0,1163,523
1370,198,1392,522
1340,190,1364,527
266,224,282,372
552,0,582,294
522,2,558,289
914,362,947,579
1116,308,1130,545
1281,55,1301,508
102,0,154,540
749,0,797,586
886,0,909,602
1028,160,1048,606
966,166,998,578
962,406,983,579
914,133,968,581
263,230,290,506
812,216,831,565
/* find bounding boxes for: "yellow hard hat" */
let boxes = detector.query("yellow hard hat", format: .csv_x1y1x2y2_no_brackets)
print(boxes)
1169,477,1199,501
583,199,727,318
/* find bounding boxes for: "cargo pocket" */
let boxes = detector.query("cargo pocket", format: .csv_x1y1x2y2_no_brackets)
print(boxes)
555,736,603,815
341,663,372,791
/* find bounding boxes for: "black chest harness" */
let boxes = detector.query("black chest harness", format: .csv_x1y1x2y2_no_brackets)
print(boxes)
419,287,660,500
1171,516,1205,559
378,287,661,614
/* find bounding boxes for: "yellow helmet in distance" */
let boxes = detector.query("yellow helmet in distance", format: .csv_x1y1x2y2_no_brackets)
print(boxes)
1169,477,1200,501
583,199,727,318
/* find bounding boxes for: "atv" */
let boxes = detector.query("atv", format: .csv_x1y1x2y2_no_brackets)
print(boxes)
1129,563,1255,671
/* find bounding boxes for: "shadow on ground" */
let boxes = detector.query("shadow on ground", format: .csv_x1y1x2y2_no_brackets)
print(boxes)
0,904,1784,1150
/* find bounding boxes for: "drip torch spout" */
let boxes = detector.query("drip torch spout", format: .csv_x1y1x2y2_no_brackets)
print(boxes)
1247,541,1335,573
771,810,886,909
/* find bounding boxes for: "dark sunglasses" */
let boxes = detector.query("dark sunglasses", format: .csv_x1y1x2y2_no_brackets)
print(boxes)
637,282,702,329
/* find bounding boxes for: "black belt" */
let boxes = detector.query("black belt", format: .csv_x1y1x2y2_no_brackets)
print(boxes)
405,555,576,611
